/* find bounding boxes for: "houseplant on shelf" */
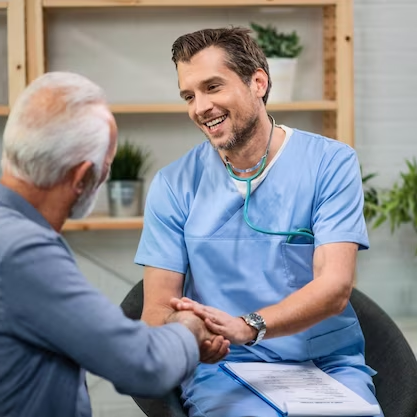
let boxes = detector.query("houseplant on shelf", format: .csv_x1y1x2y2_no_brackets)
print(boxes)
373,158,417,252
107,140,152,217
251,22,303,103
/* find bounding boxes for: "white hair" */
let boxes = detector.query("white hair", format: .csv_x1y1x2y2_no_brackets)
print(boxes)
1,72,111,188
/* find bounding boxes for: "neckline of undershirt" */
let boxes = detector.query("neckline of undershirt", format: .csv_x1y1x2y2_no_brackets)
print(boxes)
231,125,293,198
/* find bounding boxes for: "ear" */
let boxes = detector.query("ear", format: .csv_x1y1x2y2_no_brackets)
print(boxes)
71,161,95,195
252,68,269,100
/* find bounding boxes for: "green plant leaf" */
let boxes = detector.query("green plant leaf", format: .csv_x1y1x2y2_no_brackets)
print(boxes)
372,158,417,253
373,214,387,229
362,173,377,183
361,166,379,223
250,22,303,58
109,140,153,181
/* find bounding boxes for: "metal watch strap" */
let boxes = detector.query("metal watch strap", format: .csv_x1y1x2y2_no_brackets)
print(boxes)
241,312,267,346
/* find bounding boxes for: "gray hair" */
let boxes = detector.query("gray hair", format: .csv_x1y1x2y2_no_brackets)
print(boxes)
2,72,111,188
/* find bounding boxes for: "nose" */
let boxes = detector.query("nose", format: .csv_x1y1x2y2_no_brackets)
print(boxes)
194,93,213,118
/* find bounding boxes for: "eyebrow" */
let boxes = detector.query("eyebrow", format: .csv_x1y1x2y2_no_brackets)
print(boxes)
179,76,225,99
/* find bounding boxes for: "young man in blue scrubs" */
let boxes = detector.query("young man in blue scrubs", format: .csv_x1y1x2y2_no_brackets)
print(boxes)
0,72,229,417
135,28,383,416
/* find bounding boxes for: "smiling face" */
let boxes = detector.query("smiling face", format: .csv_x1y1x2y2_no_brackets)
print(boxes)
178,46,266,151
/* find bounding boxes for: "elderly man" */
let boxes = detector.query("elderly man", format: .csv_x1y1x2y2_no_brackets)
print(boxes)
0,72,229,417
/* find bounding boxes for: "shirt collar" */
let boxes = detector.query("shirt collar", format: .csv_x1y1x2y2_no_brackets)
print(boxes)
0,183,53,231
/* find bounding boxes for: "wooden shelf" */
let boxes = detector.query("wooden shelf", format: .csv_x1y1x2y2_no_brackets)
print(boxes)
63,216,144,231
0,2,8,9
110,100,336,114
0,105,9,115
43,0,338,8
111,103,188,114
268,100,336,112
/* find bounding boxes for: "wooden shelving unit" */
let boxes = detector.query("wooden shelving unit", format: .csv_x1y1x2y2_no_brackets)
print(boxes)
0,0,26,109
110,100,337,114
63,216,144,231
43,0,340,7
24,0,354,232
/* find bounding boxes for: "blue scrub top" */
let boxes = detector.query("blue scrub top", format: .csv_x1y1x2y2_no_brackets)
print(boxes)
135,128,369,362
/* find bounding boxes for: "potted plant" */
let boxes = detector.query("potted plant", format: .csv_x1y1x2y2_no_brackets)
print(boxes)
251,22,303,102
361,168,379,223
107,140,152,217
373,158,417,252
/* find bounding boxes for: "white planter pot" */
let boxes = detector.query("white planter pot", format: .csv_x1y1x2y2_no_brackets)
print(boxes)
267,57,298,102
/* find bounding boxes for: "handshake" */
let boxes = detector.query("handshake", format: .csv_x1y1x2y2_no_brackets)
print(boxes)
166,298,258,364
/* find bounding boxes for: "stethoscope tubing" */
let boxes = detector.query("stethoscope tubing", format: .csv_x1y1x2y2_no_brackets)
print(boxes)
224,115,314,243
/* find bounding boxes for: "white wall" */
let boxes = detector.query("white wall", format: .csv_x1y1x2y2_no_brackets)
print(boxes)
354,0,417,317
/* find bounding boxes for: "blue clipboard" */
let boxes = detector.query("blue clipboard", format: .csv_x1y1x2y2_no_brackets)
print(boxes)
219,363,287,417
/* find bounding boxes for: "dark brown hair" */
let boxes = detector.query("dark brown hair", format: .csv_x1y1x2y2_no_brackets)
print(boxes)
171,27,271,104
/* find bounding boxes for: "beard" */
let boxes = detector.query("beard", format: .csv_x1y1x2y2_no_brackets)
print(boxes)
69,183,101,219
205,112,259,152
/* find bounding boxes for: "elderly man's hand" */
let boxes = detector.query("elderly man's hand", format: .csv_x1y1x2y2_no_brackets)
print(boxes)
170,298,257,346
166,310,230,364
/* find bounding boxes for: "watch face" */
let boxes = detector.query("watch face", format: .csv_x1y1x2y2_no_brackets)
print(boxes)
246,312,266,330
242,312,266,346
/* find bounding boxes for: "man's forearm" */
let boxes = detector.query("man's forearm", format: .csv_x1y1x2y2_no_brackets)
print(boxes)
141,267,185,326
258,275,352,340
255,242,356,341
141,304,174,326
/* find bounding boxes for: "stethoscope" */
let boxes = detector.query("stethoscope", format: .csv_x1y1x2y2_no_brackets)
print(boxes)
224,115,314,244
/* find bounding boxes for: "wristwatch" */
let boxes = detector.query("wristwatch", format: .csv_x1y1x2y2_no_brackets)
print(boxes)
241,312,267,346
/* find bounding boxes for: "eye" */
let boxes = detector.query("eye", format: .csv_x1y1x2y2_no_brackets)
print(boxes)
208,84,219,91
184,95,194,102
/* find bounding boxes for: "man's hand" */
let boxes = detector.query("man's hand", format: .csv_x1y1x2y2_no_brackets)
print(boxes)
166,310,230,364
170,298,257,345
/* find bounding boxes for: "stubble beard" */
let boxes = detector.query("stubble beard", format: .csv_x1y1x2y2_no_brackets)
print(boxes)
205,113,259,152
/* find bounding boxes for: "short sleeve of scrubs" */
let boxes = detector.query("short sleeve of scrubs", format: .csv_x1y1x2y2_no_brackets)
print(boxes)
312,146,369,249
135,171,188,274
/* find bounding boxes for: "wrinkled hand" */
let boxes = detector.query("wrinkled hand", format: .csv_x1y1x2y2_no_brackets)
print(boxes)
170,298,256,345
166,310,230,364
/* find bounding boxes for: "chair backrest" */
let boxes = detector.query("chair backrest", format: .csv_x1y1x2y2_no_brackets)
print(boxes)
120,280,188,417
350,287,417,417
120,279,144,321
121,282,417,417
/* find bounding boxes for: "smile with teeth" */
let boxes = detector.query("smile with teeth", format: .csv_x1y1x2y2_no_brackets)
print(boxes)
205,115,227,130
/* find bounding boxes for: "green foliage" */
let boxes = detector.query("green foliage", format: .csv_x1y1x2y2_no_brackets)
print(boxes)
361,169,379,223
250,22,303,58
373,158,417,247
109,140,152,181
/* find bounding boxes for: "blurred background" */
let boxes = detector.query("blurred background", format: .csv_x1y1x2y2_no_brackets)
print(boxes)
0,1,416,416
